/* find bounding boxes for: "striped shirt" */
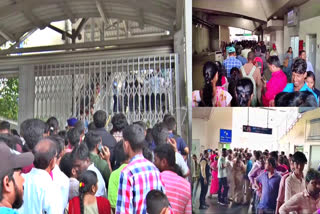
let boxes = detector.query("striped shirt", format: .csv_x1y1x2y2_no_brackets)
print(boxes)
160,170,192,214
116,154,164,214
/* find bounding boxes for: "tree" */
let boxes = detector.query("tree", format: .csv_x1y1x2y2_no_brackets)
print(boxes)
0,78,19,120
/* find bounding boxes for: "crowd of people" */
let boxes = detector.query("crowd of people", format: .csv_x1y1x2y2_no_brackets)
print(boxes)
191,147,320,214
193,40,319,107
0,112,191,214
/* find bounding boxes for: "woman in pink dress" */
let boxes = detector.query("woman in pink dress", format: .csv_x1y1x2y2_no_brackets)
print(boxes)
209,156,219,196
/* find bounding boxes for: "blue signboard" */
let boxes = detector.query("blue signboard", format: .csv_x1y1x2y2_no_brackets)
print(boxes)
243,125,272,135
220,129,232,143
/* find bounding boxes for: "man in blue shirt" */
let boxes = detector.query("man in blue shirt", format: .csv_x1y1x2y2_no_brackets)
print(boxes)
236,48,248,66
223,47,243,78
283,58,318,103
0,143,34,214
255,157,282,214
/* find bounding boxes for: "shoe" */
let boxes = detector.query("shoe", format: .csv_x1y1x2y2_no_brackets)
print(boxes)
199,205,208,209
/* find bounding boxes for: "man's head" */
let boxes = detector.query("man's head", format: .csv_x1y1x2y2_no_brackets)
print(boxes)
152,123,169,146
122,124,146,158
269,151,279,163
228,46,236,56
71,143,91,178
67,128,81,149
47,135,65,162
292,151,307,173
0,121,10,134
203,150,209,159
59,153,74,178
20,119,46,152
67,117,78,129
84,132,102,153
247,51,255,62
305,169,320,197
74,120,85,136
93,110,107,129
146,190,170,214
33,138,57,172
154,144,175,172
114,141,129,166
265,157,277,171
0,143,34,209
111,113,128,132
299,50,307,60
222,148,227,157
163,116,177,132
267,56,281,72
292,58,307,89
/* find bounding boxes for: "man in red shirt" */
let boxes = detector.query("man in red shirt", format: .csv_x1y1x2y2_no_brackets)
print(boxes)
262,56,287,106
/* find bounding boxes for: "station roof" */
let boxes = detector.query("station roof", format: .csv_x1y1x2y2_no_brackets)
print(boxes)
0,0,179,45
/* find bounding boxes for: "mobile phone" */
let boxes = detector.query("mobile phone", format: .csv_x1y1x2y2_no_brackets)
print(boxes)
98,144,103,153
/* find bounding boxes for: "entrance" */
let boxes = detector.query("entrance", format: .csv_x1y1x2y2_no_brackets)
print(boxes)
309,145,320,170
308,34,317,72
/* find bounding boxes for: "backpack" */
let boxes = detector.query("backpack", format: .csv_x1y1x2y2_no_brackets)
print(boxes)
241,66,257,106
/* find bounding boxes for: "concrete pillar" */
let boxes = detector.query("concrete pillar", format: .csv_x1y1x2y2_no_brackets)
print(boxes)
18,65,35,128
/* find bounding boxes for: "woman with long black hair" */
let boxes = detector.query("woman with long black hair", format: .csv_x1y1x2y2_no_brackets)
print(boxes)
65,170,111,214
192,61,232,107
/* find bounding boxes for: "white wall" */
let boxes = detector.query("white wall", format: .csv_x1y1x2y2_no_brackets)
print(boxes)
192,24,210,54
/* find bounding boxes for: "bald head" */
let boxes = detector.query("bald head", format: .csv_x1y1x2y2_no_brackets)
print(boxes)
33,138,57,170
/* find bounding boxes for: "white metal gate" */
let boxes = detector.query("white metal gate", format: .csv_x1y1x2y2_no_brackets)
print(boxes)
34,54,178,128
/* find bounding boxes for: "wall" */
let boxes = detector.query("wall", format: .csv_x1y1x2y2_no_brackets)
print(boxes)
279,108,320,170
192,24,210,54
192,108,233,152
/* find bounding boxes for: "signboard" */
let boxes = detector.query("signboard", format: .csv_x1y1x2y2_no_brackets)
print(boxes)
220,129,232,143
243,125,272,135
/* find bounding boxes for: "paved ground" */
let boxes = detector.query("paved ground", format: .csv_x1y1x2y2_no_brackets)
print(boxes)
192,186,254,214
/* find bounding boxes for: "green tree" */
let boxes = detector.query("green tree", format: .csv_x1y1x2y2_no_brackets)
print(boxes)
0,78,19,120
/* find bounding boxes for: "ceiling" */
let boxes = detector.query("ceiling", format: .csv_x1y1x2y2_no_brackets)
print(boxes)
0,0,178,46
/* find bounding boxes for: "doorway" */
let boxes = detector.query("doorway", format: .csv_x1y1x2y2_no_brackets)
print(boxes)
308,34,317,71
309,145,320,170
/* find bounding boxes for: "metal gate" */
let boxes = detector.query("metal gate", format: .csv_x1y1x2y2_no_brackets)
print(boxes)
34,54,178,128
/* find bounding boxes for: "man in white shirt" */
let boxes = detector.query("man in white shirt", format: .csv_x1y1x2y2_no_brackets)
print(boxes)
284,151,307,202
18,138,63,214
50,135,70,209
217,148,229,205
71,143,107,198
299,50,314,73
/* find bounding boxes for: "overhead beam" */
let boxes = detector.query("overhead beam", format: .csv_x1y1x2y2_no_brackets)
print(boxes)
16,0,46,29
48,24,73,39
8,28,38,51
0,29,16,42
0,35,173,55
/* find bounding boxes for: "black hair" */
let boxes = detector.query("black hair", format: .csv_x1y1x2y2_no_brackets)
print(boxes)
78,170,98,214
93,110,107,128
46,117,59,135
71,143,90,164
88,122,96,131
20,119,46,152
151,123,169,146
163,114,172,123
236,78,254,107
254,151,262,161
267,157,277,169
154,144,176,168
0,169,14,202
146,190,170,214
267,56,281,68
229,67,242,106
75,120,85,135
215,61,224,87
145,128,154,144
269,151,278,161
163,115,176,131
299,50,306,56
204,150,208,155
33,138,57,170
84,132,101,152
11,129,19,137
0,134,18,150
114,141,129,167
67,128,81,147
122,124,145,152
292,58,307,74
275,91,317,107
143,146,153,162
58,130,68,146
307,71,316,84
292,151,307,164
202,61,219,107
306,168,320,183
0,121,10,131
60,153,73,177
133,121,147,131
110,113,128,134
47,135,65,159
